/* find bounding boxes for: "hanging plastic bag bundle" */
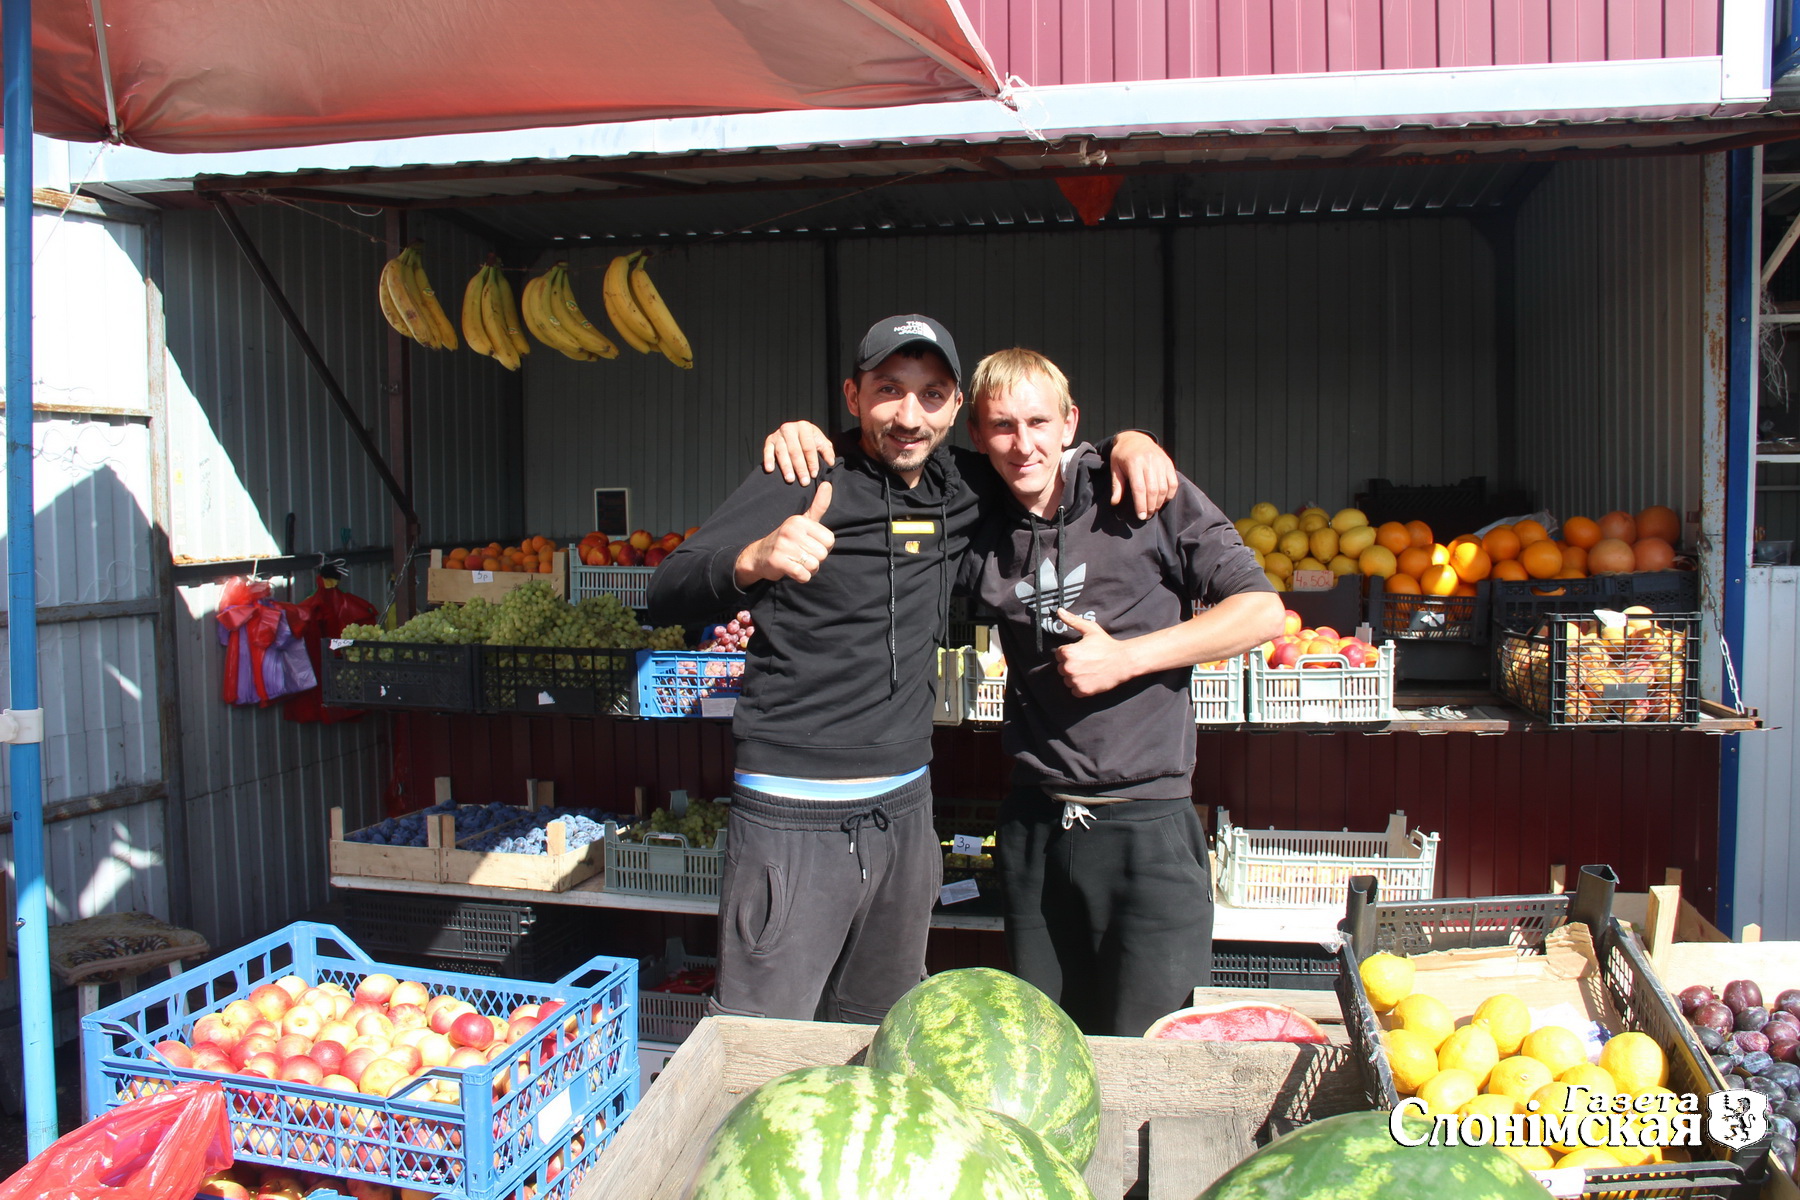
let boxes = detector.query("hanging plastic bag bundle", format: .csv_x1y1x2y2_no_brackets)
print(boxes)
284,558,378,724
0,1080,232,1200
215,576,316,706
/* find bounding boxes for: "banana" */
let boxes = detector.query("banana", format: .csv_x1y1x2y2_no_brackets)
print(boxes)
490,268,530,356
629,255,694,369
603,253,659,353
378,262,411,339
461,266,494,358
405,247,458,350
380,255,434,347
523,274,592,360
392,249,442,349
479,269,520,371
548,265,619,358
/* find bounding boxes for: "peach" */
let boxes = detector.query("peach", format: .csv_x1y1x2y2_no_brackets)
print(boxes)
390,980,430,1009
273,974,309,1000
358,1057,409,1098
281,1006,325,1040
153,1040,196,1069
247,984,293,1022
353,973,399,1007
450,1011,495,1050
278,1056,325,1086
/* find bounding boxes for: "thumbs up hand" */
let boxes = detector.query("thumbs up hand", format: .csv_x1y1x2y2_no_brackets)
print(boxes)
1054,607,1129,697
736,482,836,585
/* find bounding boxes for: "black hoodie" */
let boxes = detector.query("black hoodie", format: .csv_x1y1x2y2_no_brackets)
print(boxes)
647,429,993,778
961,442,1272,798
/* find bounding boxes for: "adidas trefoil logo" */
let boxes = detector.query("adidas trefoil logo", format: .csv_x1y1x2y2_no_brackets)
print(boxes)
1015,559,1093,634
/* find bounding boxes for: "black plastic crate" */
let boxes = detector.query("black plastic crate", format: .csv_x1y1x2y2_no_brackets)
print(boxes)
1488,569,1700,634
319,641,478,712
343,894,588,982
1493,611,1700,726
1211,939,1340,990
1368,576,1490,644
1334,869,1775,1198
477,644,636,714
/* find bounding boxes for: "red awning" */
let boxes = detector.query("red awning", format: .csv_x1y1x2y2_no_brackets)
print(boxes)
16,0,1003,153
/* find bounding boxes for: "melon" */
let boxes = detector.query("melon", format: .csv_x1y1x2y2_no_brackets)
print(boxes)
973,1109,1096,1200
1143,1001,1328,1043
867,968,1101,1167
688,1065,1031,1199
1196,1110,1552,1200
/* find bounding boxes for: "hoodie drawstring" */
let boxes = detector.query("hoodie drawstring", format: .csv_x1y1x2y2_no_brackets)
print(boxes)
1061,801,1096,830
842,806,891,879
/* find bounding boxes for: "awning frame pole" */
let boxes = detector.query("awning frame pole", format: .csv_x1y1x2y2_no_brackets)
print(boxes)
6,0,61,1156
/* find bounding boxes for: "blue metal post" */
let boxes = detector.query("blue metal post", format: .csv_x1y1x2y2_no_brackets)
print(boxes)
4,0,57,1154
1718,147,1757,936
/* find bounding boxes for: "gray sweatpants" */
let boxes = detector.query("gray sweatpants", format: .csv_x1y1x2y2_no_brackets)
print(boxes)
710,774,940,1023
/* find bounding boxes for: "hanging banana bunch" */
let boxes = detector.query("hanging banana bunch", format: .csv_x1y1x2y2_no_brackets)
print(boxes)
378,244,458,350
521,263,618,362
604,251,694,369
462,259,529,370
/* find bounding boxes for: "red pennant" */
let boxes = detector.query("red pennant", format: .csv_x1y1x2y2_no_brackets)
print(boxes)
1056,175,1123,226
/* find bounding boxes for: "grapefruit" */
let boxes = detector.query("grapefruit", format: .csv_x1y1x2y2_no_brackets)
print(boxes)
1144,1002,1327,1044
1637,505,1680,544
1599,511,1637,543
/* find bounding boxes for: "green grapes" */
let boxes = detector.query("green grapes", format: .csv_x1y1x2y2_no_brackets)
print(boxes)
341,582,684,650
620,798,729,849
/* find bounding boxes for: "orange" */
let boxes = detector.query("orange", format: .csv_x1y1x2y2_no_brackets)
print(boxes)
1561,544,1587,573
1375,522,1412,555
482,556,502,571
1481,526,1521,562
1449,534,1480,551
1406,520,1434,548
1420,564,1460,596
1562,516,1601,548
1450,542,1492,583
1429,543,1452,567
1453,582,1478,597
1397,547,1433,579
1386,573,1422,619
1554,568,1587,579
1520,539,1563,579
1514,519,1550,547
538,562,553,574
1492,560,1529,582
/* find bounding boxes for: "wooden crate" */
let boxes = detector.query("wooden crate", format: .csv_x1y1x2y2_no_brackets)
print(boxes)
440,779,607,892
426,548,566,604
579,1015,1364,1200
327,801,448,883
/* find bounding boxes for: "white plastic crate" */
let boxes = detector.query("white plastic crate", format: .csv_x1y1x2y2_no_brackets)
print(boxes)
967,664,1243,725
969,674,1006,723
1245,641,1397,724
1215,810,1439,908
638,937,716,1045
568,561,655,609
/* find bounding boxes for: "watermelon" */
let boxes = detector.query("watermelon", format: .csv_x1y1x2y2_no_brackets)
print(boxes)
866,967,1101,1168
688,1065,1032,1200
1144,1001,1328,1043
974,1109,1097,1200
1196,1111,1554,1200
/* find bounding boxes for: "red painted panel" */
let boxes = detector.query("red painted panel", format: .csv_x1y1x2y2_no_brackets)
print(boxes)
1439,0,1497,65
1217,0,1277,76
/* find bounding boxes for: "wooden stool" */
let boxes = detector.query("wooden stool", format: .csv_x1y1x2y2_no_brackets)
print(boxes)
18,912,209,1115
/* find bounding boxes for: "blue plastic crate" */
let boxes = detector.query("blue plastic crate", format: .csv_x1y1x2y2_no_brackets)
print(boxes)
84,921,637,1200
633,650,744,718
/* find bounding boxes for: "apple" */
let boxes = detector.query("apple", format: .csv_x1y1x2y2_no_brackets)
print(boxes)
358,1057,409,1098
153,1040,196,1069
221,999,260,1029
448,1047,487,1070
435,1079,462,1106
382,1044,424,1074
298,986,338,1013
395,1026,433,1050
418,1032,455,1068
274,1033,314,1062
310,1040,347,1074
356,1011,396,1040
244,1051,283,1077
451,1011,496,1050
199,1174,251,1199
317,1020,356,1047
509,1004,540,1023
343,1001,382,1025
273,974,309,1000
488,1015,511,1042
327,993,354,1020
231,1035,280,1068
248,984,294,1022
281,1006,325,1040
388,1003,427,1032
390,980,430,1010
278,1055,325,1086
628,529,653,552
340,1047,380,1085
547,1150,565,1182
612,543,642,567
1270,643,1302,669
1341,640,1370,667
507,1017,536,1043
243,1019,280,1041
346,1034,391,1056
192,1015,242,1052
257,1173,308,1200
644,547,668,567
430,1001,476,1036
192,1047,234,1073
425,993,460,1020
354,973,400,1007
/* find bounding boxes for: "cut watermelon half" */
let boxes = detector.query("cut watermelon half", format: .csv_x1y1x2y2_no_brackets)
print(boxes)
1143,1001,1328,1043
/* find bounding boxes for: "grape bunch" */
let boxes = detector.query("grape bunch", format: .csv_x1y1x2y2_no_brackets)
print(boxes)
340,582,684,651
699,610,755,652
619,798,730,849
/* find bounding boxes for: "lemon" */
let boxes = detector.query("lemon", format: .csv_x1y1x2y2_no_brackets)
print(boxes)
1529,1081,1591,1154
1416,1068,1481,1116
1520,1025,1588,1078
1606,1118,1660,1167
1299,511,1329,534
1359,952,1415,1014
1244,524,1278,555
1486,1054,1553,1104
1233,517,1258,538
1392,993,1456,1051
1472,994,1531,1056
1497,1145,1556,1170
1598,1031,1668,1094
1278,529,1310,560
1557,1148,1622,1169
1384,1028,1440,1097
1558,1063,1616,1095
1273,513,1301,535
1458,1092,1520,1119
1250,502,1279,525
1438,1024,1501,1090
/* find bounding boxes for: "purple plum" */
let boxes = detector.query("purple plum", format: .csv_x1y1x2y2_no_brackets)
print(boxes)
1694,1000,1736,1037
1679,984,1717,1016
1738,1005,1772,1033
1734,1030,1772,1056
1722,979,1764,1016
1778,989,1800,1019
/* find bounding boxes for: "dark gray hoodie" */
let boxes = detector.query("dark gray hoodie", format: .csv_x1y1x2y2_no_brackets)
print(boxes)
961,442,1272,798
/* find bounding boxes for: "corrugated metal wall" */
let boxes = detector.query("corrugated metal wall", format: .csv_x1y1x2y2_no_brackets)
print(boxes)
961,0,1718,83
1736,567,1799,939
525,221,1498,533
1513,158,1707,522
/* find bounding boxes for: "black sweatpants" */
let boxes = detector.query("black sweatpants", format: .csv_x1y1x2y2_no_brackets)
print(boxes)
997,787,1213,1037
710,774,941,1024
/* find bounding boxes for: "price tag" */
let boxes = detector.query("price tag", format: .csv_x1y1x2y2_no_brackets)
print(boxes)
1291,569,1336,591
700,697,736,719
940,879,981,905
951,834,985,856
329,638,351,650
472,570,494,583
535,1088,574,1144
537,691,556,706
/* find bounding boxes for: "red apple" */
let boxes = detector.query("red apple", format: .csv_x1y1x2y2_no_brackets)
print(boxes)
273,974,309,1000
354,973,399,1007
448,1047,487,1070
382,1044,423,1074
274,1033,314,1062
509,1004,540,1023
417,1032,455,1068
192,1015,242,1052
243,1051,283,1077
278,1055,325,1086
429,1001,476,1036
451,1011,496,1050
199,1173,251,1199
243,1020,280,1041
247,984,293,1022
507,1017,536,1043
221,999,260,1029
317,1020,356,1047
310,1040,346,1074
342,1001,382,1025
355,1011,396,1040
153,1040,196,1069
340,1047,380,1085
192,1047,234,1073
535,999,565,1027
390,980,430,1010
230,1035,279,1068
358,1057,409,1098
388,1003,427,1031
425,994,461,1020
281,1006,325,1040
1270,642,1302,669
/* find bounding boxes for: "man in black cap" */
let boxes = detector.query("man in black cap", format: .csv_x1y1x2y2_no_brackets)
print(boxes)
648,315,1175,1023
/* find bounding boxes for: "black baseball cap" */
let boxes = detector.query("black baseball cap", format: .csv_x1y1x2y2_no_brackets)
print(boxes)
855,314,961,384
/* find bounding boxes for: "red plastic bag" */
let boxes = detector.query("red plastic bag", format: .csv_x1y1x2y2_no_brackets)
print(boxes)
0,1081,232,1200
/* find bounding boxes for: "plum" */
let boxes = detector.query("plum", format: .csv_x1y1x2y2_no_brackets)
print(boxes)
1773,1115,1799,1146
1735,1030,1772,1056
1770,1009,1800,1035
1696,1026,1726,1053
1694,1001,1736,1037
1776,1037,1800,1066
1774,1136,1798,1177
1726,1074,1750,1090
1778,989,1800,1019
1722,978,1763,1016
1737,1005,1771,1033
1750,1076,1788,1104
1781,1099,1800,1124
1735,1050,1775,1076
1678,984,1717,1015
1768,1062,1800,1089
